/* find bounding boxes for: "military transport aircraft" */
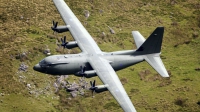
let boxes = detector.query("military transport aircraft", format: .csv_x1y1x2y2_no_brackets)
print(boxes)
33,0,169,111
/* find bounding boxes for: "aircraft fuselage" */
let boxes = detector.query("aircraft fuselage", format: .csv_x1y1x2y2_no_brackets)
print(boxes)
34,52,144,76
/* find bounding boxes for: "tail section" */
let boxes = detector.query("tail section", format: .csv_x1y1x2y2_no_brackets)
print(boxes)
132,27,169,77
133,27,164,55
144,54,169,77
132,31,145,48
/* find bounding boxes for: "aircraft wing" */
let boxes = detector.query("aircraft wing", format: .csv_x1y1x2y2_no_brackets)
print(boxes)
52,0,101,54
88,56,137,112
52,0,136,111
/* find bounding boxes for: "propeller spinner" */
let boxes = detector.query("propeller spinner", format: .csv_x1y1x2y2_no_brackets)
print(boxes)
51,20,69,33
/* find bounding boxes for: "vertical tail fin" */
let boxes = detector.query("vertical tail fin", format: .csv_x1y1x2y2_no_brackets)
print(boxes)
133,27,164,55
132,27,169,77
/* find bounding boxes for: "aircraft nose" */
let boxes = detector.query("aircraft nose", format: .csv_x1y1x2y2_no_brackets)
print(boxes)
33,64,44,72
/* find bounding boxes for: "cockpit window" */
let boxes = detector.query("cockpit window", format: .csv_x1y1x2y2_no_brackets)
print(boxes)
39,59,45,64
39,59,51,68
39,59,45,67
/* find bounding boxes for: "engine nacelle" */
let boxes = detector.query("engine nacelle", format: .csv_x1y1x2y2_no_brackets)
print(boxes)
94,85,108,93
52,25,70,33
65,41,78,49
74,70,97,78
84,70,97,78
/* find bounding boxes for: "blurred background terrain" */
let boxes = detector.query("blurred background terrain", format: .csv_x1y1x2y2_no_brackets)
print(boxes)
0,0,200,111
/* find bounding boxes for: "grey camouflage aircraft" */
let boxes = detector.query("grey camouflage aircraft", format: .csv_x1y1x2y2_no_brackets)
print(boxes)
33,0,169,111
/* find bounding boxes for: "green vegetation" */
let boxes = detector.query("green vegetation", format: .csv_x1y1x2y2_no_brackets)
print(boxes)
0,0,200,112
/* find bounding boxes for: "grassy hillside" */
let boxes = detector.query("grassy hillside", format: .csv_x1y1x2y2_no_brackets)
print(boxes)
0,0,200,112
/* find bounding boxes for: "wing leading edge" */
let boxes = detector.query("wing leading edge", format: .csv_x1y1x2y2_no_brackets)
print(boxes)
52,0,101,53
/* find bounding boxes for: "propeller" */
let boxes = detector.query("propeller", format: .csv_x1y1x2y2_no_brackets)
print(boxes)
60,36,68,49
89,80,97,97
51,20,58,33
79,66,86,76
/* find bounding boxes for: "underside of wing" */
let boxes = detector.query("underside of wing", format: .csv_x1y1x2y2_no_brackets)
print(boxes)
88,56,137,112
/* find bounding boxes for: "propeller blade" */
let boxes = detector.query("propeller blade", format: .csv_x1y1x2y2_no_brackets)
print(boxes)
52,20,58,29
80,66,83,73
89,80,96,89
93,80,95,87
80,66,86,75
92,90,94,97
64,36,66,43
52,20,58,34
61,37,64,43
55,22,58,28
83,66,86,73
60,36,68,49
89,80,96,97
90,81,93,87
53,21,55,26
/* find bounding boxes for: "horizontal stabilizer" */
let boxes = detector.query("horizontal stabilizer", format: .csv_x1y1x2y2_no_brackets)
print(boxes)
144,54,169,77
132,27,168,77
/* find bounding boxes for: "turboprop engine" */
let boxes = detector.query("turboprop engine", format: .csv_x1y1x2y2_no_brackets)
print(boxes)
51,21,70,33
74,66,97,78
60,36,78,49
89,80,108,97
